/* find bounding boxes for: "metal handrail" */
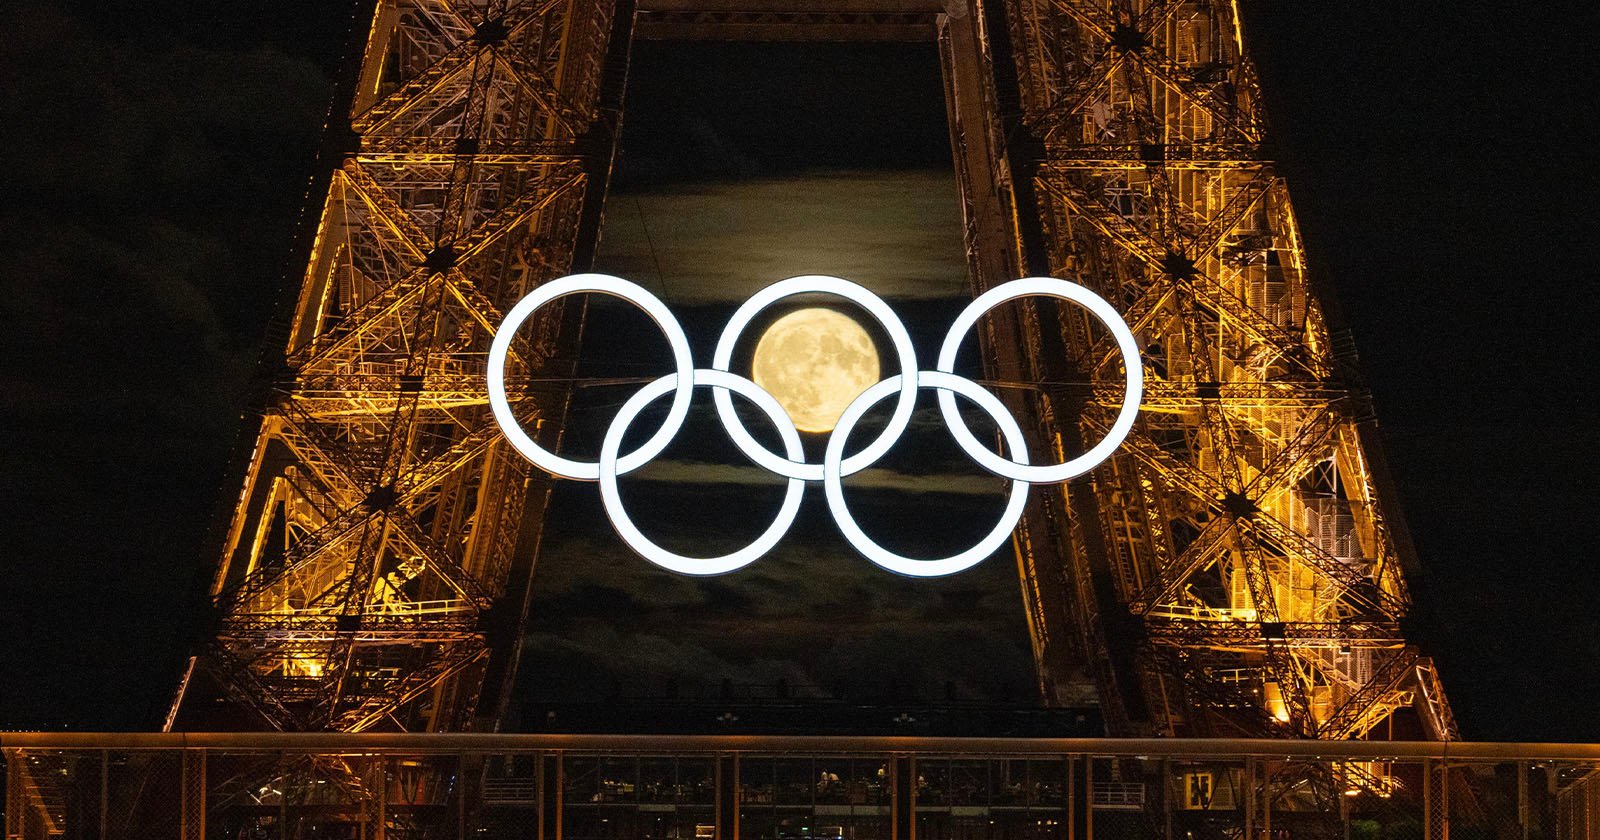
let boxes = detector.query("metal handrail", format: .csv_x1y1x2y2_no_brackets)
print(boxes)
3,733,1598,761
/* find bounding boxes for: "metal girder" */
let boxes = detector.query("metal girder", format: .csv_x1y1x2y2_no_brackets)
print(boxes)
167,0,1454,765
949,0,1454,741
170,0,628,733
635,0,941,41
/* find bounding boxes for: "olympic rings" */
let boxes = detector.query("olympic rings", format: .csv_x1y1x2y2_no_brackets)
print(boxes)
711,275,918,482
600,369,807,576
488,274,693,480
936,277,1143,484
488,273,1142,577
824,371,1030,578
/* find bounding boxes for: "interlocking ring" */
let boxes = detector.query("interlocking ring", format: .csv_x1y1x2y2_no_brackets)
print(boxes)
936,277,1143,484
710,275,919,482
824,371,1030,578
488,274,693,480
600,369,806,576
488,273,1142,578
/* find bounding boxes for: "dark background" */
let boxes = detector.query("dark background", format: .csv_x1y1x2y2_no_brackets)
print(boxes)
1,2,1595,739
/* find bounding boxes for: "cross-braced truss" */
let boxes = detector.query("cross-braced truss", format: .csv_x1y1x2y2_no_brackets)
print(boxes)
169,0,627,732
164,0,1452,750
946,0,1455,740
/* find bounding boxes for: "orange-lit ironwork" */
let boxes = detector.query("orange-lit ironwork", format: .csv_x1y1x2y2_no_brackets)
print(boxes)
6,1,1463,836
165,0,633,733
941,0,1455,741
160,0,1452,746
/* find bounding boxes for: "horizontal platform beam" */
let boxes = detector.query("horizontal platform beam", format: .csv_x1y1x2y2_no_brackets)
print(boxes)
5,733,1599,761
634,0,943,40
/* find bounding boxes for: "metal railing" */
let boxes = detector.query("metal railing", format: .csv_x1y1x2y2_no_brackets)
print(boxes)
4,732,1598,839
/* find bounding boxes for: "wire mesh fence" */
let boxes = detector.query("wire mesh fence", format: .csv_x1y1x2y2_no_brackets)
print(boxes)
3,734,1597,839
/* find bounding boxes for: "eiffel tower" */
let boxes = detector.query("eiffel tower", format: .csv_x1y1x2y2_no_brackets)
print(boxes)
168,0,1454,743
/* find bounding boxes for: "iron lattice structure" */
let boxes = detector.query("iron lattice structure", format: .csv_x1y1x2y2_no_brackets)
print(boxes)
167,0,1452,747
169,0,632,732
942,0,1455,740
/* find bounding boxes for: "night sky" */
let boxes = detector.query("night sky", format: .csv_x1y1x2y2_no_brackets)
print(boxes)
523,41,1034,713
1,2,1595,740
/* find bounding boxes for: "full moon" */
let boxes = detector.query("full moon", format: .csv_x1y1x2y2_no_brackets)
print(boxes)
752,308,881,434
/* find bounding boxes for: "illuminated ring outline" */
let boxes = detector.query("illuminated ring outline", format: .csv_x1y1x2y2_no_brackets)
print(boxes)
935,277,1143,484
487,274,694,481
598,369,807,576
710,275,918,482
490,274,1143,577
823,371,1030,578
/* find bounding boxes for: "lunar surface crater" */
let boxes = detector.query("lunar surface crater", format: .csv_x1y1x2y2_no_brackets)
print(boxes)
751,307,881,434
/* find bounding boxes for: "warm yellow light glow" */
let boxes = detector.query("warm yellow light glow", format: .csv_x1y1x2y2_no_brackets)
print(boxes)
284,657,323,678
751,307,879,433
1264,681,1290,723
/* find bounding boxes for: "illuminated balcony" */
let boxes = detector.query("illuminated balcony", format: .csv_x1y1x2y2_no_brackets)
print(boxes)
4,733,1597,839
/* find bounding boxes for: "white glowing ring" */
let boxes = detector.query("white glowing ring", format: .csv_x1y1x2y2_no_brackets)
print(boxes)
710,275,918,481
491,273,1143,578
598,368,806,576
823,371,1030,578
488,274,694,481
935,277,1143,484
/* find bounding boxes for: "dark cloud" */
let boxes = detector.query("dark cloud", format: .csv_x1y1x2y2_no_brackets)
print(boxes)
524,449,1037,705
529,158,1041,705
595,172,969,303
626,459,1010,497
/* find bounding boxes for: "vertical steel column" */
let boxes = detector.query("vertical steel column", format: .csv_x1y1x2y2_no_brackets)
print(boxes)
539,752,562,840
457,752,486,839
987,0,1456,746
278,752,288,840
1083,756,1094,840
715,754,740,840
99,751,108,840
1263,763,1271,840
5,750,21,840
1441,761,1451,840
180,749,205,840
1066,753,1076,840
374,756,387,840
1340,768,1350,840
456,752,467,840
1591,777,1599,840
938,0,1115,719
892,755,914,840
1517,761,1528,840
1424,759,1433,840
1244,757,1255,840
1161,758,1172,840
172,0,629,738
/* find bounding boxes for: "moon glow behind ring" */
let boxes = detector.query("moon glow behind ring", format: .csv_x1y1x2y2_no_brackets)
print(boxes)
752,308,881,434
